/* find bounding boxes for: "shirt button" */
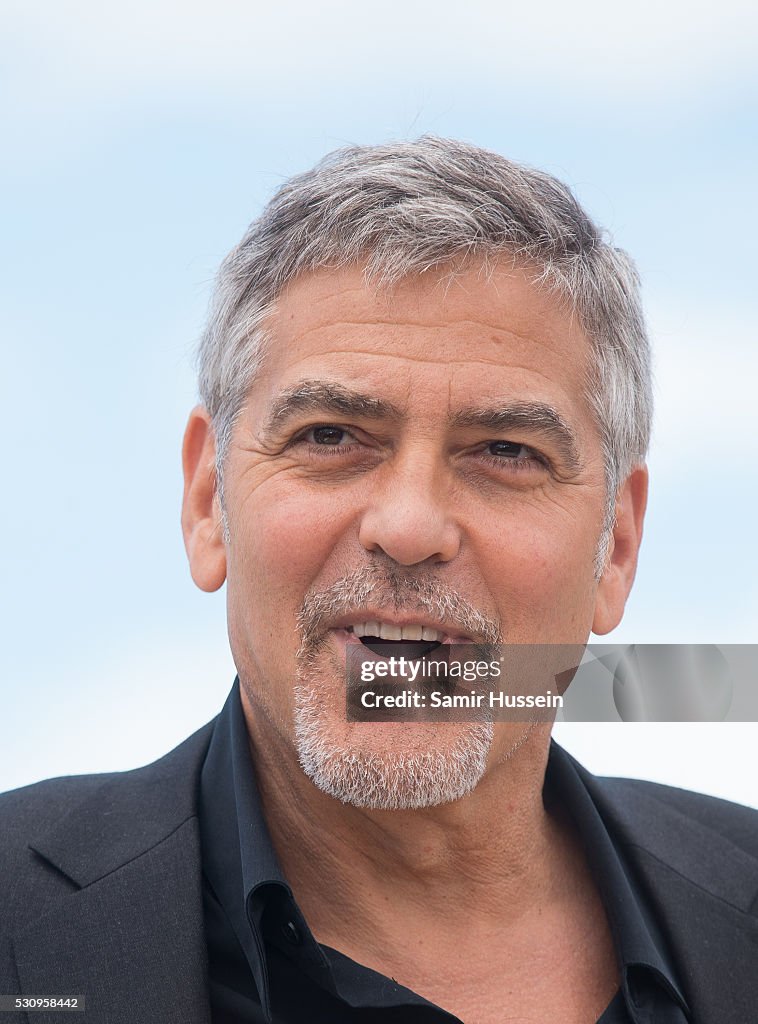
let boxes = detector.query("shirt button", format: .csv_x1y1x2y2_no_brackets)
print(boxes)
282,920,302,946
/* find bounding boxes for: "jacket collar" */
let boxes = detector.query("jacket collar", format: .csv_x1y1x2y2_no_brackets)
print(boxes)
25,720,215,888
14,719,216,1024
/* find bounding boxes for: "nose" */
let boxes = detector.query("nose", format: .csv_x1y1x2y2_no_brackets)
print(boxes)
357,450,462,566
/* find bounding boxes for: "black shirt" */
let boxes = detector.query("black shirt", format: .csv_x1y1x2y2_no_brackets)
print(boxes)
199,681,690,1023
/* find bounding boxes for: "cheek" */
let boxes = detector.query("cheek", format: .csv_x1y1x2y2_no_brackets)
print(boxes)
478,507,599,639
226,483,353,638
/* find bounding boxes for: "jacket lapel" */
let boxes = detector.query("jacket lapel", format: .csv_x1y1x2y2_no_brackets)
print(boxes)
13,819,210,1023
579,757,758,1024
14,721,216,1024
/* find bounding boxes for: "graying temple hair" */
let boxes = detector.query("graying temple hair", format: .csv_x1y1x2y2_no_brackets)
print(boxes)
197,136,652,573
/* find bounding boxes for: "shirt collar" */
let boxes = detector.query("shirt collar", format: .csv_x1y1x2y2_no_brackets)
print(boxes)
199,679,288,1020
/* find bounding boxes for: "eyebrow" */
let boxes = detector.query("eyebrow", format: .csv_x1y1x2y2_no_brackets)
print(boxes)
451,402,582,472
264,380,404,434
263,379,582,472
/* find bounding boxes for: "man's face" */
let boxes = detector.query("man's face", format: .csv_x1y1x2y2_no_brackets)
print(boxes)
187,262,640,807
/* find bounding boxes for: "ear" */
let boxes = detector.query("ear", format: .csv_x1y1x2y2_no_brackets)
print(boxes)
181,405,227,592
592,465,649,635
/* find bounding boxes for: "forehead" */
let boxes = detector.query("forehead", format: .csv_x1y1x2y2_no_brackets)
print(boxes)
257,262,593,422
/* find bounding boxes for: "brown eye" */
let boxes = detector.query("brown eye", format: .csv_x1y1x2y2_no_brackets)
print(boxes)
488,441,528,458
311,426,347,445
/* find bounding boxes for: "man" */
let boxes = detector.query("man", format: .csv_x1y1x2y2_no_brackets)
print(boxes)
1,138,756,1024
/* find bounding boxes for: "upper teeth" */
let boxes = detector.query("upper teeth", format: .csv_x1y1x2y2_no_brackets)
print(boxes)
351,622,443,642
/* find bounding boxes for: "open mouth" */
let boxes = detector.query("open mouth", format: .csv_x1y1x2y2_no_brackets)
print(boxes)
356,637,443,658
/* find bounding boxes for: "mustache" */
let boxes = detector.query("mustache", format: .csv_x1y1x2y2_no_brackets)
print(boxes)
296,564,502,654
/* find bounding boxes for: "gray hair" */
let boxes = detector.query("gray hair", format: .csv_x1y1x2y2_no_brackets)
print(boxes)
197,136,652,574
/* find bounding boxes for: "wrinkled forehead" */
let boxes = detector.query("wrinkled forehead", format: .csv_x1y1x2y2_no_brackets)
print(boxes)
254,263,594,423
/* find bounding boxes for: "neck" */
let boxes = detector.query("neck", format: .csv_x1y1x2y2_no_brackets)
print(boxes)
240,691,579,948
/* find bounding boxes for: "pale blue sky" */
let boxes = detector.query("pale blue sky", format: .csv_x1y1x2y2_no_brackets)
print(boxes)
1,1,756,802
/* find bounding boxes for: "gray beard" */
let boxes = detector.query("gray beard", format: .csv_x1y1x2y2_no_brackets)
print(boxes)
293,682,494,810
292,564,501,809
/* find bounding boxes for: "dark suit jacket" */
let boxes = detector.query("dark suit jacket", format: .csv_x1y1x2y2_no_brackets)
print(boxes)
1,719,757,1024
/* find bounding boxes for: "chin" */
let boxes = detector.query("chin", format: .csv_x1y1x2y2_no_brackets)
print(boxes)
292,682,493,810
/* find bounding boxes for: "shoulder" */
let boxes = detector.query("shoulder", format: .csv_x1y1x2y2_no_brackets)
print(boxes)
0,719,217,930
585,768,758,911
0,770,116,833
550,741,758,906
0,772,118,884
551,740,758,851
600,774,758,856
0,716,215,833
0,771,120,939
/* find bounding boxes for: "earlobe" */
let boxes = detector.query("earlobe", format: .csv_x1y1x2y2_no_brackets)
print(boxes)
181,406,227,593
592,466,649,635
